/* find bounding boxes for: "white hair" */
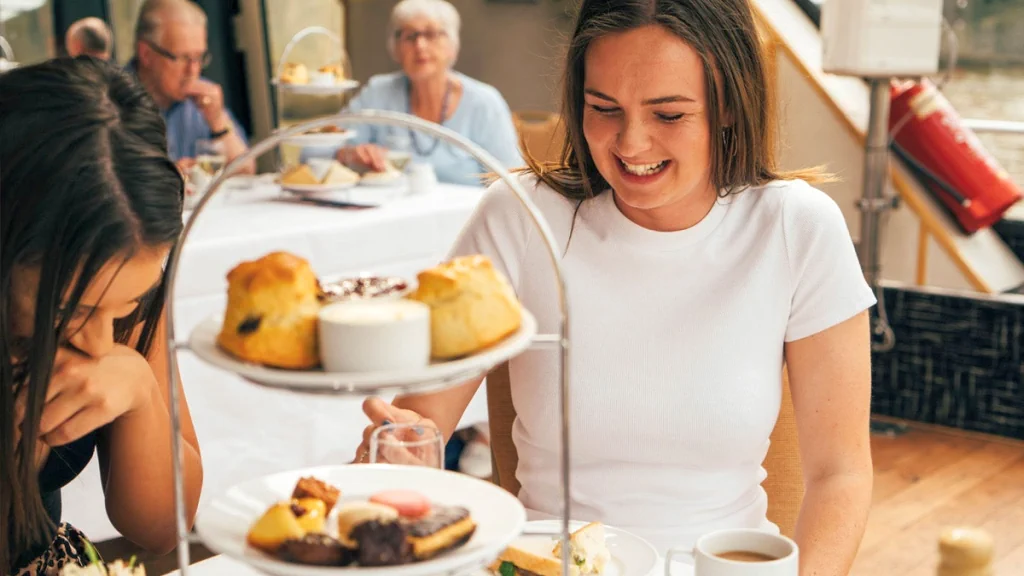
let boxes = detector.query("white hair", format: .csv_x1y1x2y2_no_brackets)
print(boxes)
386,0,461,64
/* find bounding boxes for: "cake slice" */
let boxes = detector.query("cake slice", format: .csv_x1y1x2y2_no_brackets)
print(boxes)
552,522,610,575
321,161,359,185
281,164,320,186
291,476,341,512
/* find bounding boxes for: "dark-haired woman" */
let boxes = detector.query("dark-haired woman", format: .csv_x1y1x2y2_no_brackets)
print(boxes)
2,57,203,574
356,0,875,572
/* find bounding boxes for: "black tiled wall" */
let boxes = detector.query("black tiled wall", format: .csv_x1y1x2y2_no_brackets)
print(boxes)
871,286,1024,439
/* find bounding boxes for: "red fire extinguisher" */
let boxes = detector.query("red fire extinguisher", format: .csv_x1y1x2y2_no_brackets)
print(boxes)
889,79,1022,234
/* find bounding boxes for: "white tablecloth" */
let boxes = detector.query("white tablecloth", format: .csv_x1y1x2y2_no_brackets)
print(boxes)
160,554,691,576
62,180,490,541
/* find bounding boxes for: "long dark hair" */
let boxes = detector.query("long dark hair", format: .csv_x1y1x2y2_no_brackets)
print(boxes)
1,57,184,570
526,0,823,201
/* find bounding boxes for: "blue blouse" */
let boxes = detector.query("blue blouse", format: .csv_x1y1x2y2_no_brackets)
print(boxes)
304,72,523,186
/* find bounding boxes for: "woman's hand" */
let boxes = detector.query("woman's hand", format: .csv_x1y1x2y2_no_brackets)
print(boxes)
355,397,439,466
337,144,389,172
37,345,157,446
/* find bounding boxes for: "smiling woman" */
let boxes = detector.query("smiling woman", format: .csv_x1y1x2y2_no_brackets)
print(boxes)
362,0,876,574
1,57,203,575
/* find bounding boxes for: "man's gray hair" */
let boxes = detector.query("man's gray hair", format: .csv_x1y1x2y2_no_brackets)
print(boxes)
134,0,207,45
386,0,461,64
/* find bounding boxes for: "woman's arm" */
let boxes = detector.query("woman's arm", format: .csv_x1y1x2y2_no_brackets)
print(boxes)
97,312,203,555
786,310,873,575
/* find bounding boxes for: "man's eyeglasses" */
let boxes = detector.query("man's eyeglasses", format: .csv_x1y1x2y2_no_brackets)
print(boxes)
395,29,447,45
145,39,212,68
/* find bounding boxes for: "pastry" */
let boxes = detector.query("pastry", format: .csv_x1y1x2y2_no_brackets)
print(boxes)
322,161,360,185
408,255,523,359
280,62,309,84
350,505,476,565
406,505,476,561
278,534,352,566
280,164,320,186
337,501,400,548
370,490,431,518
292,498,327,533
360,166,403,184
247,502,306,553
319,63,346,80
217,252,321,369
292,476,341,511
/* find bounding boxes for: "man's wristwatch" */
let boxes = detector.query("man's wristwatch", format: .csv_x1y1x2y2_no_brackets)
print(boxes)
210,124,232,140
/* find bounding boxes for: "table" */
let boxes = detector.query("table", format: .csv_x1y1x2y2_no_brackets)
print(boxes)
63,180,490,541
160,553,692,576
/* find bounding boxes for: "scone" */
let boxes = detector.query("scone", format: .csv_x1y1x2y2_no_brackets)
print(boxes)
218,252,322,369
407,255,522,359
319,63,346,80
280,62,309,84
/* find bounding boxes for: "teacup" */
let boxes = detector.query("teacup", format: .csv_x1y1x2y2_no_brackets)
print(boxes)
665,529,798,576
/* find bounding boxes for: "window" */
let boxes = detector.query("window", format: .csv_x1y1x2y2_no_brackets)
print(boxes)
1,0,55,66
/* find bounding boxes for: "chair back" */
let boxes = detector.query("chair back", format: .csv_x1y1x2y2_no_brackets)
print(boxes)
485,363,804,537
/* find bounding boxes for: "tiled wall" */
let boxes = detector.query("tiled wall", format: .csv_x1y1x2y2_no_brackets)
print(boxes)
995,219,1024,266
870,284,1024,439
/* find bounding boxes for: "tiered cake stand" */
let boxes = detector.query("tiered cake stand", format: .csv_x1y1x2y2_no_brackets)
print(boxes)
165,110,574,575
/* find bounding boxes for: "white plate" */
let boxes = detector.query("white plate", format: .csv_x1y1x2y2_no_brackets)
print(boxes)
195,464,527,576
283,181,358,193
359,173,406,188
282,131,356,147
275,79,361,95
520,521,660,576
187,310,537,394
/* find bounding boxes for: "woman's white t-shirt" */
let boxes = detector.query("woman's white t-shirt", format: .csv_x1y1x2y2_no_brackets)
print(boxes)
449,175,877,553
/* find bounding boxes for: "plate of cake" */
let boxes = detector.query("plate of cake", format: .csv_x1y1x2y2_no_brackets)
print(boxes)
281,159,360,193
187,251,537,393
276,62,360,94
195,465,527,576
490,521,658,576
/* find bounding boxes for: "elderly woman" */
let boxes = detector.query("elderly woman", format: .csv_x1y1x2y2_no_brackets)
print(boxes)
315,0,523,186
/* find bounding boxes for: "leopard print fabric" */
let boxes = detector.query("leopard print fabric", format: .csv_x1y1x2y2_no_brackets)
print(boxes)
12,523,93,576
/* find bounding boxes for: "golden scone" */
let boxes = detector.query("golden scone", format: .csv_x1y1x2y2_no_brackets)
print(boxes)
407,255,522,359
280,62,309,84
319,63,346,80
247,502,306,553
292,498,328,533
217,252,321,369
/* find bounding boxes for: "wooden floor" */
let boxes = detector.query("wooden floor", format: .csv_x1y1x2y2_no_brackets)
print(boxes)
852,419,1024,575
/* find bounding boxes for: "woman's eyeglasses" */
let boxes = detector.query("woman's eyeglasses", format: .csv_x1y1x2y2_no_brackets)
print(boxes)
396,29,447,45
145,39,212,68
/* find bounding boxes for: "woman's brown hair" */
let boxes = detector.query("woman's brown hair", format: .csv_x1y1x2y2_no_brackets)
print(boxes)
527,0,823,201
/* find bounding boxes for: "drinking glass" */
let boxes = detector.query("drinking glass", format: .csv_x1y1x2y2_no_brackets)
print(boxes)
369,422,445,468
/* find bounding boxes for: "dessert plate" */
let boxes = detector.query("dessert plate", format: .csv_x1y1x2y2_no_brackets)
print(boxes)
187,310,537,394
519,521,660,576
196,464,527,576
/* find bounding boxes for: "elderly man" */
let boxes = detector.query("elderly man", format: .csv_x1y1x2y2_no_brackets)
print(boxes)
65,17,112,59
130,0,254,173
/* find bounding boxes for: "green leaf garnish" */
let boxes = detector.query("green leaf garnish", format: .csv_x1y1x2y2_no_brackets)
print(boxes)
128,555,138,569
499,560,516,576
83,540,101,565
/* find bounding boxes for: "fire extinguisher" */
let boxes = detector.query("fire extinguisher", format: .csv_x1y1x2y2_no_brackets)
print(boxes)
889,79,1023,234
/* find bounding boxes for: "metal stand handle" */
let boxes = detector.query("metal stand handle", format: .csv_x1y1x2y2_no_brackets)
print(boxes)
164,110,574,575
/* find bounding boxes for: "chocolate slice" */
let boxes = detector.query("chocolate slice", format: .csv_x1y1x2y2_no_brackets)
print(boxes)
351,520,413,566
278,534,352,566
405,506,476,560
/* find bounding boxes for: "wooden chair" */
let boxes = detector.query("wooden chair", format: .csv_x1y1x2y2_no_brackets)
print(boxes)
512,111,565,166
486,363,804,538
